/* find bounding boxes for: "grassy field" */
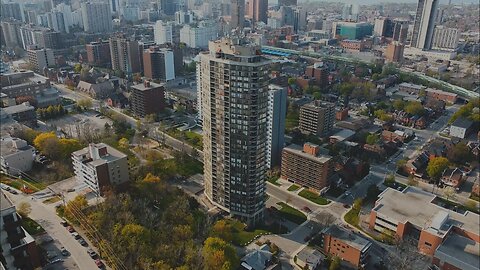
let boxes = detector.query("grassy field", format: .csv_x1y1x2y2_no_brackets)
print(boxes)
267,176,280,186
0,174,46,194
276,202,307,225
22,216,45,235
344,207,361,227
298,190,330,205
43,196,62,204
167,129,203,150
229,219,270,246
287,184,300,192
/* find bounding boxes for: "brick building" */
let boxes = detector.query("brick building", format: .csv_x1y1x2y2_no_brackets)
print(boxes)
281,143,332,192
425,88,457,104
369,187,479,270
130,81,165,118
86,40,111,67
320,225,372,268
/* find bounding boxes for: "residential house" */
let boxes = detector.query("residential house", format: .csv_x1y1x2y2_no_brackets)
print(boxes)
440,168,464,189
76,80,115,99
0,137,35,175
295,246,323,270
405,151,429,177
240,244,278,270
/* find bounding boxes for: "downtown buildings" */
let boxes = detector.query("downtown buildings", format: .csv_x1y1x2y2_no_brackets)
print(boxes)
81,2,113,33
410,0,439,50
198,37,270,225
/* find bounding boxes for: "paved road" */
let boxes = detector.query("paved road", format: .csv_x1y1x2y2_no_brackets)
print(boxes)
5,192,99,270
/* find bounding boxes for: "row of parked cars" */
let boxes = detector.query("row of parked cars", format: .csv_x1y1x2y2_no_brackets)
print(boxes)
61,219,105,269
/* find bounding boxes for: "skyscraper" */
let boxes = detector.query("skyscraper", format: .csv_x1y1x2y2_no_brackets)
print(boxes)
267,85,287,169
198,37,270,226
342,4,359,22
410,0,438,50
109,35,141,74
230,0,245,30
431,26,459,51
247,0,268,24
81,2,113,33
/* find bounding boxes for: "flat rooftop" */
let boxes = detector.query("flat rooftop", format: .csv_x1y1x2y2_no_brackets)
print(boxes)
283,144,332,163
2,103,35,115
435,233,480,270
131,81,164,91
373,187,480,237
72,143,127,165
0,137,33,156
323,225,371,252
0,190,14,211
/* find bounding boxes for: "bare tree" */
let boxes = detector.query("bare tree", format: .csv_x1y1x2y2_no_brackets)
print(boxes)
387,237,430,270
312,211,336,228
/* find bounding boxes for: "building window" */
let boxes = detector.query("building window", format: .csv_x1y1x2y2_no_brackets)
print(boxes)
424,242,432,247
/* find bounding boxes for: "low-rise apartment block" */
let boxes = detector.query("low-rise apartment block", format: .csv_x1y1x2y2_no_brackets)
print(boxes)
369,187,479,270
299,101,335,137
1,191,41,270
1,102,36,124
425,88,457,104
72,143,129,196
320,225,372,268
281,143,332,192
0,137,35,175
130,81,165,118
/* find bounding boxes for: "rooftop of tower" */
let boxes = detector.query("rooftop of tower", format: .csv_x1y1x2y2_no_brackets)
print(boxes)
208,37,263,58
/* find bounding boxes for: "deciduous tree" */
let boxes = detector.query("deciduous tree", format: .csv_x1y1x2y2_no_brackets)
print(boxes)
202,237,239,270
426,157,449,181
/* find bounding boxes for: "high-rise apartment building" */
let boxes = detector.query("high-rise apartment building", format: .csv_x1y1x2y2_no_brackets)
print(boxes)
198,37,271,226
1,20,22,48
86,40,112,67
1,191,41,270
130,80,165,117
230,0,245,30
143,46,175,81
299,101,335,137
392,20,409,43
278,0,297,6
175,10,193,24
109,35,141,74
72,143,129,196
385,42,404,63
154,20,173,45
46,11,67,33
293,6,307,32
267,85,287,169
159,0,178,15
432,26,459,51
342,4,359,22
179,21,217,48
411,0,439,50
247,0,268,24
81,2,113,33
281,143,333,192
1,2,24,22
27,45,55,72
373,18,394,37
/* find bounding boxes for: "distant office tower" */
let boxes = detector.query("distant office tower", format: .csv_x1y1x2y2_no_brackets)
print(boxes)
175,10,193,24
1,20,22,48
432,26,459,51
247,0,268,24
373,18,394,37
267,85,287,169
179,21,217,48
199,37,271,226
385,42,404,62
20,26,62,50
71,10,84,28
1,2,24,22
55,3,74,32
130,80,165,117
154,20,173,44
278,0,297,6
26,10,38,25
122,6,140,22
332,22,373,40
299,101,335,137
281,143,333,192
159,0,178,15
279,6,294,26
143,46,175,81
230,0,245,29
47,11,67,33
86,40,111,67
293,6,307,32
81,2,113,33
110,0,121,13
392,20,408,43
27,45,55,72
411,0,438,50
109,35,141,74
342,4,359,22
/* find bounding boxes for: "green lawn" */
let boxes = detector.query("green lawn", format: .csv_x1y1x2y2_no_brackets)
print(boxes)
22,216,45,235
0,174,45,194
276,202,307,225
344,207,361,227
287,184,300,192
167,129,203,150
298,190,330,205
383,180,407,191
229,220,269,246
267,176,280,186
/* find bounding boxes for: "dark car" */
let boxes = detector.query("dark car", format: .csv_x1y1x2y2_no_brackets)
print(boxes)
8,189,18,195
78,238,88,246
60,247,69,256
95,259,104,268
66,226,75,233
60,220,68,227
343,204,350,208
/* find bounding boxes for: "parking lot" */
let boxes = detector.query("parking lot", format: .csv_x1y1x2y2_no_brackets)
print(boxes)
39,111,112,139
38,236,79,270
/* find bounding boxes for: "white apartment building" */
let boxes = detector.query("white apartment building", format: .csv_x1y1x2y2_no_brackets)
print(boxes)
154,20,173,45
180,21,217,48
0,137,35,176
432,26,459,51
27,45,55,72
72,143,129,196
81,2,112,33
175,10,193,24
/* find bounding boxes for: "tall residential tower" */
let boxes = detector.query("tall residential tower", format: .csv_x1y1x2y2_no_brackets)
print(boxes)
198,37,270,226
410,0,438,50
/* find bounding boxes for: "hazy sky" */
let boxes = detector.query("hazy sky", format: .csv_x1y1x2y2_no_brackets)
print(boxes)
306,0,479,4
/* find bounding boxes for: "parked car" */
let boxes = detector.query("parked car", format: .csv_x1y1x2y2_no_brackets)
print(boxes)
66,226,75,233
78,238,88,246
66,188,75,193
46,251,57,260
87,248,97,259
60,220,68,227
95,259,104,268
60,247,69,256
71,232,81,239
8,189,18,195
